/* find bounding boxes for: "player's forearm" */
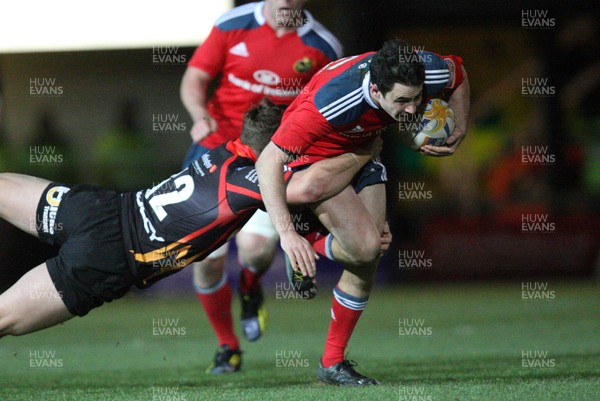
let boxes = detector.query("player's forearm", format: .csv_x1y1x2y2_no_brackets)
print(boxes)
448,67,470,136
256,142,296,234
287,152,370,204
180,68,212,122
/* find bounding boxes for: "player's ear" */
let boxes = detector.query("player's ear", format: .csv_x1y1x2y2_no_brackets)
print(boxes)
369,83,381,100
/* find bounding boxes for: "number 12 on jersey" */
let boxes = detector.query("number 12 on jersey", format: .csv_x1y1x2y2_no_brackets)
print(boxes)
146,174,195,221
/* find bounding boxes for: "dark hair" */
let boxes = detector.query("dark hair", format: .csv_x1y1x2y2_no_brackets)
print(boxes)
369,39,425,96
240,98,286,154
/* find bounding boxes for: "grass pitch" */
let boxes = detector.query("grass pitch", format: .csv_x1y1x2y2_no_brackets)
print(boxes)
0,281,598,401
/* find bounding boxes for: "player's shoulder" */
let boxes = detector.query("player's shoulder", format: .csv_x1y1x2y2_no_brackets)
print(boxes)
312,53,374,124
297,11,343,60
215,2,262,32
417,50,463,96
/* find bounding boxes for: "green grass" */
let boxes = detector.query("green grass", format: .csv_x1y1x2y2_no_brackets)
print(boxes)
0,281,599,401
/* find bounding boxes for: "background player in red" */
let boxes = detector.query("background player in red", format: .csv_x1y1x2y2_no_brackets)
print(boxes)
179,0,342,373
0,100,383,339
256,39,470,385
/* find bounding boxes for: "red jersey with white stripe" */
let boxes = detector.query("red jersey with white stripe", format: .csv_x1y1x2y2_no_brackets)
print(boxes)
189,1,342,149
271,51,464,167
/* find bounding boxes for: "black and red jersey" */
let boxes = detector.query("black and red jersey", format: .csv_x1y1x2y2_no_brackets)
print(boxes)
120,139,291,288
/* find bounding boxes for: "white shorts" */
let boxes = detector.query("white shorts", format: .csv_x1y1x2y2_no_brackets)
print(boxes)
239,209,278,239
205,210,278,259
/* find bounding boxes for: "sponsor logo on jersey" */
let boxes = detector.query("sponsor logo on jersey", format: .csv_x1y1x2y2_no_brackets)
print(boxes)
192,160,205,177
338,129,379,139
253,70,281,86
293,57,314,73
229,42,249,57
228,73,300,98
343,125,364,134
245,169,259,184
201,153,213,169
41,186,70,235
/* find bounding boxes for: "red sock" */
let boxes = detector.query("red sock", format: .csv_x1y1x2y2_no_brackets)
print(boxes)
321,286,368,368
304,231,333,260
196,277,239,350
239,263,266,294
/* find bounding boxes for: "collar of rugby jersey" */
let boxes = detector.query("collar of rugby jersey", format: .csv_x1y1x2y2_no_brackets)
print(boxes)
253,1,315,37
362,71,379,109
227,138,258,162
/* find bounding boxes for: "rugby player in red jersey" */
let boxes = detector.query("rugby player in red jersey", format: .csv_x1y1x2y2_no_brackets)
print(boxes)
256,39,470,385
180,0,342,372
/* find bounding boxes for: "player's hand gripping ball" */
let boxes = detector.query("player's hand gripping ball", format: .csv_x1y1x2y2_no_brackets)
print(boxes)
406,98,455,150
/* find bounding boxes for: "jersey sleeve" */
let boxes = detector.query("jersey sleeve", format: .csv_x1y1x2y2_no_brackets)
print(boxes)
421,51,465,99
227,164,294,213
188,25,228,78
226,165,262,213
270,100,333,159
441,54,465,91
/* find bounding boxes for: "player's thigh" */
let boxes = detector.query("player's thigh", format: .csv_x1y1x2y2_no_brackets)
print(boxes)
356,183,386,233
311,186,380,257
237,210,278,263
0,173,51,236
0,263,74,336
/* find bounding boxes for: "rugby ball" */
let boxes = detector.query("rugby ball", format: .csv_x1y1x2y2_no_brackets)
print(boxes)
409,98,455,150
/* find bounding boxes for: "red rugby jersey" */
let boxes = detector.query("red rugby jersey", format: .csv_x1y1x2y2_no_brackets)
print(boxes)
271,51,464,167
189,1,342,149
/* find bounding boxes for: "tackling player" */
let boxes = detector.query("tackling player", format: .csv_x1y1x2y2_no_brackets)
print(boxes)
0,100,381,339
255,39,470,385
179,0,342,373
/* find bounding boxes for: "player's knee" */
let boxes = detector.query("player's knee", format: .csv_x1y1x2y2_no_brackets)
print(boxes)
236,234,276,270
347,231,381,265
192,259,225,289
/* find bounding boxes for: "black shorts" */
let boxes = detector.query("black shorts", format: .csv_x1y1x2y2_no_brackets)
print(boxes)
350,157,387,193
37,183,135,316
